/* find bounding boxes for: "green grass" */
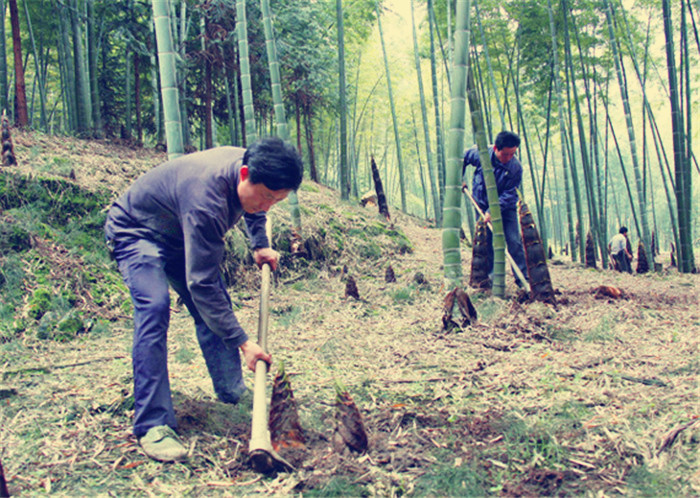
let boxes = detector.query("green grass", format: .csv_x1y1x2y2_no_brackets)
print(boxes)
303,476,369,497
413,452,486,497
583,314,616,342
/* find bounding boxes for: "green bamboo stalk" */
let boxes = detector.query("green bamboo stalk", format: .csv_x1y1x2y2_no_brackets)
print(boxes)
375,1,406,212
662,0,695,272
152,0,184,159
260,0,302,231
562,0,601,263
337,0,349,200
22,0,46,129
87,0,103,137
428,0,445,223
466,66,507,297
410,0,440,224
70,0,92,136
604,0,653,269
0,0,7,114
546,0,576,262
236,0,256,147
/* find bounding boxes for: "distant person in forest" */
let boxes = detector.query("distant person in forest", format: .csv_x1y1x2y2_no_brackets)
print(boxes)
104,137,303,462
609,226,633,273
462,130,528,287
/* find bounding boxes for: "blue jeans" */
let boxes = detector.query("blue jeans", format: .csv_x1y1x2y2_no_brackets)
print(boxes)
109,236,246,437
479,207,528,285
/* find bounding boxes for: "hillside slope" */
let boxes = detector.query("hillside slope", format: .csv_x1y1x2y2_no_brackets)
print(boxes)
1,130,698,496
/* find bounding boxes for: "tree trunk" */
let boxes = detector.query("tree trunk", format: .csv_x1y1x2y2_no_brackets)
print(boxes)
411,0,440,224
8,0,27,126
236,0,257,146
441,0,471,290
376,2,406,212
152,0,184,159
336,0,349,200
134,53,142,144
70,0,92,136
662,0,695,272
260,0,302,233
87,0,103,137
0,0,7,116
428,0,445,224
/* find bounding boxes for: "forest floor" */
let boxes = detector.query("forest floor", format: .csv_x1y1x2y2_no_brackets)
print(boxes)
1,130,698,497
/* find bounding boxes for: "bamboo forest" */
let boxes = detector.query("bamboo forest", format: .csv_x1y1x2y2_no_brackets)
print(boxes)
0,0,698,495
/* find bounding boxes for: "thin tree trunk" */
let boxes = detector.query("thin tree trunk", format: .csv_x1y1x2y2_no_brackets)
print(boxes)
411,0,440,224
70,0,92,136
152,0,184,159
547,0,576,262
8,0,27,126
236,0,256,147
376,2,406,212
604,0,653,269
662,0,695,272
337,0,349,200
428,0,445,223
134,53,142,144
0,0,7,115
87,0,103,137
22,0,45,129
260,0,302,233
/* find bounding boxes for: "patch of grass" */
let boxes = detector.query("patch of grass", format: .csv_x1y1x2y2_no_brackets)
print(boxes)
475,298,503,323
37,156,74,178
272,304,303,328
414,451,486,497
545,324,578,342
391,285,415,305
174,345,197,364
626,465,689,496
583,314,616,342
304,476,369,497
299,182,319,193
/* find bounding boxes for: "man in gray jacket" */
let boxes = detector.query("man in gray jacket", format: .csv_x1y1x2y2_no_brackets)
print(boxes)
105,137,303,462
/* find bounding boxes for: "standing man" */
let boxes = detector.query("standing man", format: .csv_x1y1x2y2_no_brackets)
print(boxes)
462,130,528,287
104,137,303,462
609,226,633,273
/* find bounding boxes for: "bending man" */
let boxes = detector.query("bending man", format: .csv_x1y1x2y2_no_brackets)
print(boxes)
463,130,528,287
105,137,303,462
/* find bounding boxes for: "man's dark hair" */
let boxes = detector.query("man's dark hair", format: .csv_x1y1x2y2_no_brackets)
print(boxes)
619,226,628,234
494,131,521,150
243,136,303,191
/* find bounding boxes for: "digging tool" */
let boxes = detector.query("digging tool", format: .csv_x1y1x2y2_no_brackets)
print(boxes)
462,186,531,293
248,223,294,474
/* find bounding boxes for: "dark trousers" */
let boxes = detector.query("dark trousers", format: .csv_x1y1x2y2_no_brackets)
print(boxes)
109,236,246,437
613,251,632,273
479,207,529,285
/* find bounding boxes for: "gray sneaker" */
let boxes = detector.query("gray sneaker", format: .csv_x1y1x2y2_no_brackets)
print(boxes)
139,425,187,462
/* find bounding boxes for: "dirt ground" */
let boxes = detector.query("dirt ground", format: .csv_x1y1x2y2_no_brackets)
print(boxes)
1,131,698,496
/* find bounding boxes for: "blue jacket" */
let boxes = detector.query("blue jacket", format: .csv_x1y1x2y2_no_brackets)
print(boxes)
462,146,522,212
105,147,268,347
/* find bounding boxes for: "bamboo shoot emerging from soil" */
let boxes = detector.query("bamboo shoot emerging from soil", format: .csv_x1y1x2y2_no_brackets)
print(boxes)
442,287,477,331
636,243,649,274
519,200,556,304
333,380,368,453
0,456,8,497
344,275,359,300
370,155,390,221
269,362,305,451
585,231,597,269
469,218,491,290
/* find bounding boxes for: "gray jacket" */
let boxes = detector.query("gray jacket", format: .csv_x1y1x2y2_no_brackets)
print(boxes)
105,147,268,346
